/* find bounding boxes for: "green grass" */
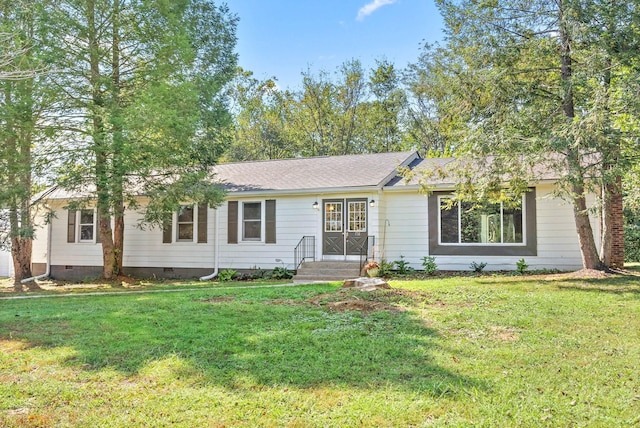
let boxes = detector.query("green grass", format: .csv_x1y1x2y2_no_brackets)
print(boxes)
1,274,639,427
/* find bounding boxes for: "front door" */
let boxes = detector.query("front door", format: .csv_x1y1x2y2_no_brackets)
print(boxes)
322,198,368,258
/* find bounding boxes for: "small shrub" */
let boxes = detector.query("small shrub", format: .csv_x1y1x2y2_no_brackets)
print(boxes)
421,256,438,275
470,261,487,273
377,259,394,277
248,266,266,280
516,258,529,275
217,269,237,282
394,255,414,275
269,266,294,280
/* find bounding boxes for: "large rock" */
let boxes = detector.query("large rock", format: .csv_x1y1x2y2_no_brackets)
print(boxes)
341,277,391,291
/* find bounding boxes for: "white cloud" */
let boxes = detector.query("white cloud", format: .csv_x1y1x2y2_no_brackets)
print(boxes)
356,0,397,21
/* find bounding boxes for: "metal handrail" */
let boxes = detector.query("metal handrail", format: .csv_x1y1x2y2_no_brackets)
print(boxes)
294,236,316,271
359,235,376,272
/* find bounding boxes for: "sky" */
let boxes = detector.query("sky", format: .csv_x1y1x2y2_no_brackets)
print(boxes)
225,0,445,90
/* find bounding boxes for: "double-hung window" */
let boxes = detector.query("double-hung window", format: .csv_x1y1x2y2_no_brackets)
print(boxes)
177,205,194,241
242,202,262,241
79,209,95,242
227,200,276,244
162,204,208,244
67,209,98,243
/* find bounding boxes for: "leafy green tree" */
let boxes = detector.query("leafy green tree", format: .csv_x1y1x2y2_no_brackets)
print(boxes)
416,0,639,269
45,0,237,279
0,1,54,289
225,69,298,161
363,59,408,153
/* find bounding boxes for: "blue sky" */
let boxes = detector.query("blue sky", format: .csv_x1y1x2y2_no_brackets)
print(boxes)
225,0,445,90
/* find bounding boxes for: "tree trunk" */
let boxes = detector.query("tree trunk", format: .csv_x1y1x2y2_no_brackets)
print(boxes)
572,183,603,270
111,0,125,276
11,237,33,290
87,0,116,280
559,5,601,270
98,213,116,279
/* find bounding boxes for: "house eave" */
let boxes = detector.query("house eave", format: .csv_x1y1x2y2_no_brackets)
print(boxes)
226,185,383,198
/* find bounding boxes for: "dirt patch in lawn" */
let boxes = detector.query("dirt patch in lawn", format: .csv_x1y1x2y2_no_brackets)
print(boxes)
305,288,439,313
200,296,235,304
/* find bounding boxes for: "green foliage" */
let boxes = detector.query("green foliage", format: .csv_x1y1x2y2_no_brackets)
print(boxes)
420,256,438,275
470,261,487,273
217,269,237,282
516,258,529,275
414,0,640,269
377,259,395,277
394,255,414,275
624,225,640,263
268,266,294,280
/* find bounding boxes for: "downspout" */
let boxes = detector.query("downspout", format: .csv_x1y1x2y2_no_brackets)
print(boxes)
199,207,219,281
21,217,52,284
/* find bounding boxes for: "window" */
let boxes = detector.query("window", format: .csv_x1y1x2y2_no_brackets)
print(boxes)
67,209,98,243
227,200,276,244
243,202,262,240
439,198,523,245
79,209,95,242
348,201,367,232
324,202,343,232
162,204,208,244
428,190,537,256
177,205,194,241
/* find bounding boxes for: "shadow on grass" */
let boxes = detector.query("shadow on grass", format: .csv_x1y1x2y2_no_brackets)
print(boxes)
471,271,640,295
0,290,484,397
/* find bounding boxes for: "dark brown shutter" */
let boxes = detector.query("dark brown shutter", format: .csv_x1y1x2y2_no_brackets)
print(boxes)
227,201,238,244
162,217,172,243
265,199,276,244
67,210,76,243
197,204,208,243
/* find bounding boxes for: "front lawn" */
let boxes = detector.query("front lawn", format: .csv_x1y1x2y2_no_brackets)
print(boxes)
1,274,638,427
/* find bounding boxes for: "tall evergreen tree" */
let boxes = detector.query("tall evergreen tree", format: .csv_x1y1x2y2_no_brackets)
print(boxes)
45,0,237,279
0,1,53,289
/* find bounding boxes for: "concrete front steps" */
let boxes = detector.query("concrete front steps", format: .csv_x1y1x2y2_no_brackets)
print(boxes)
293,261,362,282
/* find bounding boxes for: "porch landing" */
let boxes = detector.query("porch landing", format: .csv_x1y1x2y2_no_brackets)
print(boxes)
293,261,361,283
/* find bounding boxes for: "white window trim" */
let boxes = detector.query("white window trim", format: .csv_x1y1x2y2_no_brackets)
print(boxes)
78,209,96,243
241,201,264,242
347,200,367,233
175,205,195,243
324,201,343,233
437,195,527,246
168,204,205,244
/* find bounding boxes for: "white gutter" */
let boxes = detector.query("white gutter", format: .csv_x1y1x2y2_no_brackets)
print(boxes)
199,207,219,281
21,218,52,284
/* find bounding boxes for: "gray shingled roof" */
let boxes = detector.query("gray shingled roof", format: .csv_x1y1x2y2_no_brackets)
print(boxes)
215,151,418,192
386,156,562,189
36,151,419,200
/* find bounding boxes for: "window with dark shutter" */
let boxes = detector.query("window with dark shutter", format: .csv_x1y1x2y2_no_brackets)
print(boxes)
228,201,238,244
265,199,276,244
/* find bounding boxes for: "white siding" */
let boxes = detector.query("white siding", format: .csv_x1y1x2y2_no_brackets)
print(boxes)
219,192,378,270
379,184,599,271
32,184,599,273
0,249,12,277
377,191,429,265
